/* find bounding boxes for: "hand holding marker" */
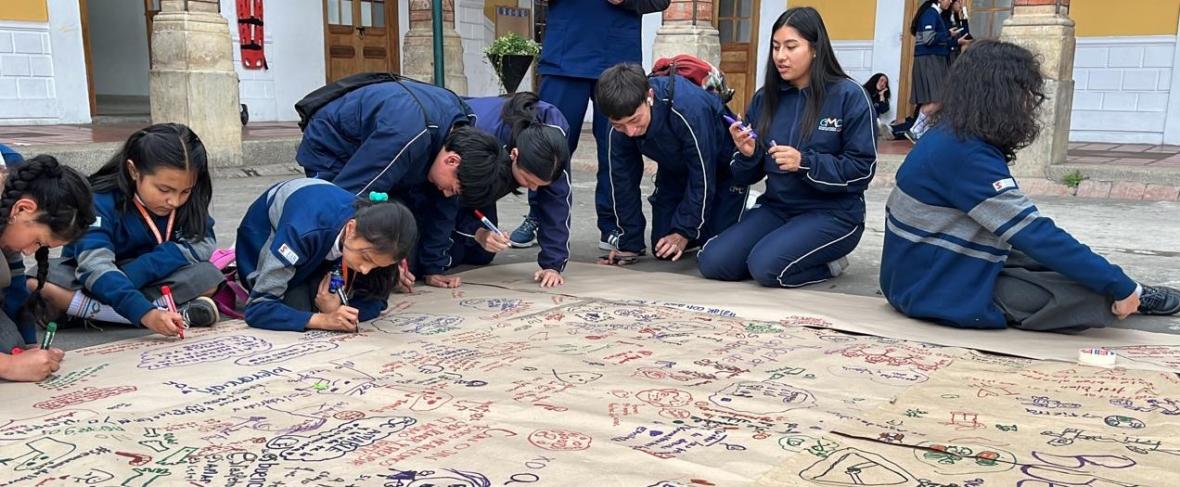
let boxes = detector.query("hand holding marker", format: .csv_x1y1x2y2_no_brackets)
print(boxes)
723,114,757,140
161,285,182,339
474,209,506,238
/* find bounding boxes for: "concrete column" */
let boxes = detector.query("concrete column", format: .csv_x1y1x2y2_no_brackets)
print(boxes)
150,0,243,167
652,0,721,67
403,0,468,94
1000,0,1074,179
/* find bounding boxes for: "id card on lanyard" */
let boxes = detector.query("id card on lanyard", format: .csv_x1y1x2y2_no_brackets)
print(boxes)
133,195,176,245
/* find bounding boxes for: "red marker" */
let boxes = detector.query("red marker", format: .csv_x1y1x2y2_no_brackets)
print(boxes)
161,285,182,339
399,258,413,293
10,347,22,355
473,210,506,238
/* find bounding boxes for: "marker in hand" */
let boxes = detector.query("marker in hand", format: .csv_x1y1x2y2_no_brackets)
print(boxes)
40,322,57,349
723,114,758,140
161,286,182,339
474,210,506,238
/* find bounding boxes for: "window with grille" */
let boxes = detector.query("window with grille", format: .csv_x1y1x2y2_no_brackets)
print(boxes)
969,0,1012,39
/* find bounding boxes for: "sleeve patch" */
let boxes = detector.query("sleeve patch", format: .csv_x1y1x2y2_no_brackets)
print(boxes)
277,243,300,266
992,178,1017,192
90,216,102,228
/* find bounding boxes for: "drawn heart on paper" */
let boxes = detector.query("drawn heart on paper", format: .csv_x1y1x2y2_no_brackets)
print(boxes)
649,430,664,437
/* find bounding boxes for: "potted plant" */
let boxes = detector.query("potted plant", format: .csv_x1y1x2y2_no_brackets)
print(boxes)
484,32,541,94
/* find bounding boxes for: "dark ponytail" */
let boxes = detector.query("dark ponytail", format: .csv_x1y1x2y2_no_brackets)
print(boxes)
500,92,569,184
1,155,96,327
349,198,418,302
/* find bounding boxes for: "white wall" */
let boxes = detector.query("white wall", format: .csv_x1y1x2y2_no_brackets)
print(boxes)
456,0,498,97
1070,36,1174,144
220,0,326,122
88,0,150,97
0,0,90,124
833,40,874,86
871,0,904,120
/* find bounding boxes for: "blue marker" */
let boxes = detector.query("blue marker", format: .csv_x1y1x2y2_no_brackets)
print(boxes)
723,114,757,140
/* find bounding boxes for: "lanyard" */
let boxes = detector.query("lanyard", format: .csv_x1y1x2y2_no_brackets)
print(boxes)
340,263,353,294
132,195,175,245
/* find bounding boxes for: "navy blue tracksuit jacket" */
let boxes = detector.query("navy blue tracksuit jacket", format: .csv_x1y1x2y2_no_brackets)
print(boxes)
236,179,387,331
537,0,668,79
454,96,572,272
603,75,743,253
296,80,474,277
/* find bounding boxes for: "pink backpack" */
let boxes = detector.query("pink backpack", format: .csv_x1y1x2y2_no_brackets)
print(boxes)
210,247,247,319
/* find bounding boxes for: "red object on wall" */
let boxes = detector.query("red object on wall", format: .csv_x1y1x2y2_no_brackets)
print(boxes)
237,0,268,69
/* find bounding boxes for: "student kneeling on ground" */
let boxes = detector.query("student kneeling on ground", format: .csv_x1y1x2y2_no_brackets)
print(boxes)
594,64,745,265
698,7,877,288
452,92,572,288
880,40,1180,331
297,77,515,290
236,179,417,332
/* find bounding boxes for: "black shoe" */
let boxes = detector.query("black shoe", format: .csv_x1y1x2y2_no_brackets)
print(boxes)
1139,285,1180,316
180,297,221,327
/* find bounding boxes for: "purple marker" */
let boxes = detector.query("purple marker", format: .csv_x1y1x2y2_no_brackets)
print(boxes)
722,114,757,140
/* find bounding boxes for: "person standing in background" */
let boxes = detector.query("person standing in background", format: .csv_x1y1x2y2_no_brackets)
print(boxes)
510,0,671,251
907,0,954,141
943,0,973,65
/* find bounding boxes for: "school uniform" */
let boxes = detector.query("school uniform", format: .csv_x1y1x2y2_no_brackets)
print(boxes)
0,251,33,351
46,191,223,327
881,127,1137,331
236,178,386,331
296,79,474,278
911,4,952,105
537,0,669,242
602,75,746,254
945,14,970,64
450,96,573,272
698,79,877,287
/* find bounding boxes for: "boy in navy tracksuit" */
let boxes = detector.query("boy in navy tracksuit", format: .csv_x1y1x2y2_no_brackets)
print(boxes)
532,0,670,248
882,40,1179,331
452,95,572,277
594,65,745,262
297,79,510,289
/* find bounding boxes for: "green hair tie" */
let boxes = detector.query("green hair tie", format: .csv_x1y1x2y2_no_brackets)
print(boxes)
369,192,389,203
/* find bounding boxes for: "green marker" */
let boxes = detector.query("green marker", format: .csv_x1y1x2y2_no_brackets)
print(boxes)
40,322,57,349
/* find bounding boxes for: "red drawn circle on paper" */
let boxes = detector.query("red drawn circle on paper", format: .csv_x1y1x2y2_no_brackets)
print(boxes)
636,388,693,408
528,429,592,451
333,410,365,421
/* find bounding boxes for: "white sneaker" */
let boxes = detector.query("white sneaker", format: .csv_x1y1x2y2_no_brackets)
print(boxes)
598,240,613,251
827,257,850,278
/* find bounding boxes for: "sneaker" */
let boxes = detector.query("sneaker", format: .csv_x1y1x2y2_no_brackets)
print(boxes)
903,130,919,144
1139,285,1180,316
509,216,539,248
599,240,613,251
180,296,221,327
827,256,850,278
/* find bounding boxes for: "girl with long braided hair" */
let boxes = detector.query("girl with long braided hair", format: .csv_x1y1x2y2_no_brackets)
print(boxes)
0,155,95,382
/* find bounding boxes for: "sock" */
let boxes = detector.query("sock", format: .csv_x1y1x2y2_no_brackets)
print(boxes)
911,112,930,137
66,292,169,325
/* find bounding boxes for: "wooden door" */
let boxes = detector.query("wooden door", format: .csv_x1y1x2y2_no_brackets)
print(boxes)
896,0,920,123
717,0,761,117
323,0,399,83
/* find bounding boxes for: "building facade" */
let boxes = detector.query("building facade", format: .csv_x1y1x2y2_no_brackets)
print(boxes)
2,0,1179,144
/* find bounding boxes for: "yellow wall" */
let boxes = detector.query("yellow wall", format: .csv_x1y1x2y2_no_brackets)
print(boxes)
790,0,878,40
0,0,48,22
1071,0,1180,37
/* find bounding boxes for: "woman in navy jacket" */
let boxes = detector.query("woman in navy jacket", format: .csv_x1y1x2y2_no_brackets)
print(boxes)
698,7,876,288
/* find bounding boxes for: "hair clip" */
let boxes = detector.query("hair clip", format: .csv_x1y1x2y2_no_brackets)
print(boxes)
369,192,389,202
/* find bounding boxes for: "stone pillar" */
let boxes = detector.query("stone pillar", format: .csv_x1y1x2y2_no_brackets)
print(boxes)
403,0,468,94
150,0,242,167
652,0,721,66
1000,0,1074,179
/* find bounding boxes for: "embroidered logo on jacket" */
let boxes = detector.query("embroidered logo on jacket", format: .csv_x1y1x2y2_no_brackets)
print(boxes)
818,117,843,133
